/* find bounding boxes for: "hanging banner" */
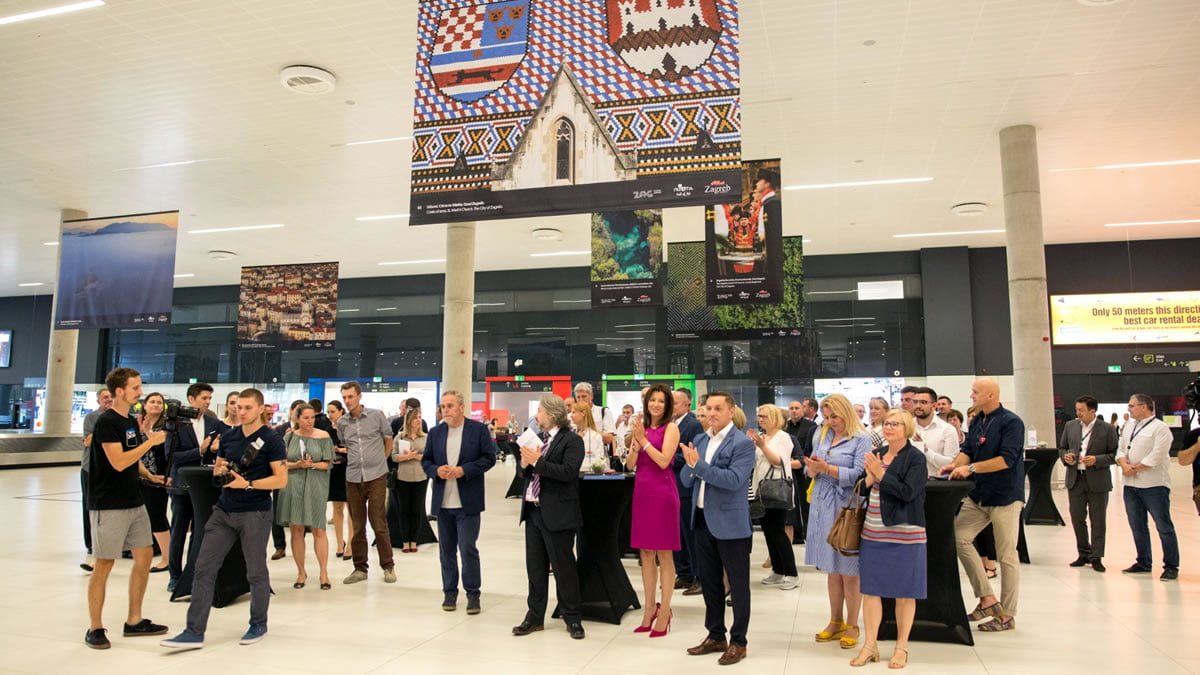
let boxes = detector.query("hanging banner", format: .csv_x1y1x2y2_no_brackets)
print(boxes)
408,0,741,224
591,209,663,307
667,236,805,340
704,158,783,305
237,262,338,350
54,211,179,329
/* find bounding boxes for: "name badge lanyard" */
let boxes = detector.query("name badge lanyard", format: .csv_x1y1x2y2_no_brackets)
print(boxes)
1125,420,1148,452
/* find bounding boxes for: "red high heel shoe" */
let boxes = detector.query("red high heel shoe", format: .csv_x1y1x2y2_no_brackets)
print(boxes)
633,603,660,633
649,609,672,638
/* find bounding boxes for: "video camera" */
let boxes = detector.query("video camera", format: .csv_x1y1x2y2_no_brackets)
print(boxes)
212,441,264,487
163,399,202,421
1184,376,1200,412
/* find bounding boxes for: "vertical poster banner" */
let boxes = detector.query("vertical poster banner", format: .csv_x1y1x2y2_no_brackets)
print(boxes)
237,263,338,350
704,158,783,305
409,0,741,224
54,211,179,329
591,209,663,306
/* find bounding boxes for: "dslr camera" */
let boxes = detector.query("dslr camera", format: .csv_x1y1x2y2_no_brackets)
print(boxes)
1184,376,1200,413
213,442,264,487
163,399,202,421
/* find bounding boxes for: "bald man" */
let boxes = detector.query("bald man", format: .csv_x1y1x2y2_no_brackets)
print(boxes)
938,378,1025,632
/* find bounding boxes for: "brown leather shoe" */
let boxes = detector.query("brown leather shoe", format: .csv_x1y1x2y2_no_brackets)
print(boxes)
718,644,747,665
687,637,729,655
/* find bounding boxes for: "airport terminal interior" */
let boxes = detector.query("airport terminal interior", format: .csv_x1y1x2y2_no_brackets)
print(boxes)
1,0,1199,673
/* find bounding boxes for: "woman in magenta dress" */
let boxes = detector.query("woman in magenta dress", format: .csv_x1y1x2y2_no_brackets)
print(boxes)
624,383,680,637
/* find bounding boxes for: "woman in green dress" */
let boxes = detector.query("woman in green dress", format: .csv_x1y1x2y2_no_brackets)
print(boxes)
276,404,334,589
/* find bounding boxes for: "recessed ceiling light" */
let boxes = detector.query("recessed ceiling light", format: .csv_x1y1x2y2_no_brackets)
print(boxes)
785,177,932,190
1051,158,1200,172
893,229,1005,238
375,307,398,311
530,250,589,257
43,241,58,246
1104,218,1200,228
356,213,409,221
951,202,988,216
173,273,195,278
334,136,413,147
378,258,445,265
189,224,283,234
18,282,45,287
208,250,237,260
0,0,104,26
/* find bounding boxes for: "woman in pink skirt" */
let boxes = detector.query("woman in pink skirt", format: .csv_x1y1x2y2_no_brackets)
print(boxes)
625,383,681,637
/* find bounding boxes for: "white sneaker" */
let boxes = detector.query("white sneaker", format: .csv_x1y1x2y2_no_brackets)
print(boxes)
761,573,784,585
781,575,799,590
383,568,397,584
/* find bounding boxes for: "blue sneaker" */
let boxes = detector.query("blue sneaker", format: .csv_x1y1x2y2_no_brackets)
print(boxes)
239,623,268,645
160,629,204,650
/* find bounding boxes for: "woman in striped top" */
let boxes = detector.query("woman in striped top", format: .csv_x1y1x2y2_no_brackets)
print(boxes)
851,408,927,670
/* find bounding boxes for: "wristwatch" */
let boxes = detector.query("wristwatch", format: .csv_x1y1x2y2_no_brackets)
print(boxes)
967,464,976,474
245,480,254,491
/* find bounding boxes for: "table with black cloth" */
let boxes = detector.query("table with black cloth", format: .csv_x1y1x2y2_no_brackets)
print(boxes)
552,473,640,624
1023,448,1066,526
880,479,974,646
170,466,250,606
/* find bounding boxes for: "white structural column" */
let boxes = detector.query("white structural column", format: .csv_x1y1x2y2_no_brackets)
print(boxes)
999,125,1055,445
43,208,85,435
441,222,476,400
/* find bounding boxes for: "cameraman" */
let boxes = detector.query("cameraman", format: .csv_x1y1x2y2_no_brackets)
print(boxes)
160,388,286,650
167,382,223,593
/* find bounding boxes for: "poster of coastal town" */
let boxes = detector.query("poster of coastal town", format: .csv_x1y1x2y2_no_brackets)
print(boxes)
54,211,179,329
237,263,338,350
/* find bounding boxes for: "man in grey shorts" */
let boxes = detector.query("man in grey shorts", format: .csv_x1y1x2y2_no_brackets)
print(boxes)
86,367,169,649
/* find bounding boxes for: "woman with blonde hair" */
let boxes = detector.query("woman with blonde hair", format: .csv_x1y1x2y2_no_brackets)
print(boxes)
391,408,433,553
569,400,606,471
867,397,889,449
750,404,798,590
804,393,870,649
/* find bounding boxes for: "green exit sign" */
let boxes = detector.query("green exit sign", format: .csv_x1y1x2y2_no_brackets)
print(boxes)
373,376,383,382
1107,365,1122,373
514,376,525,381
188,378,198,383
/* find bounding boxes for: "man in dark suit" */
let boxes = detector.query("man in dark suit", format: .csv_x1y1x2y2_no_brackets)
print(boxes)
1059,395,1119,572
671,387,705,595
167,383,223,593
422,390,497,614
784,400,817,543
512,394,585,640
680,392,756,666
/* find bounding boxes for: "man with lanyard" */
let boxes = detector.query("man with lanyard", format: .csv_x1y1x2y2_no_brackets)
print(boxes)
160,388,287,650
1059,395,1119,572
1116,393,1179,580
939,378,1024,632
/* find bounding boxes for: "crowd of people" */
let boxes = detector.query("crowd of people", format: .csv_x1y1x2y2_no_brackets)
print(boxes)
80,370,1195,668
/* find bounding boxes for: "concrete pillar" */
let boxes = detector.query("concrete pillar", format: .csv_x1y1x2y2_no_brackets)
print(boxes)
999,125,1055,446
441,222,476,400
43,208,86,435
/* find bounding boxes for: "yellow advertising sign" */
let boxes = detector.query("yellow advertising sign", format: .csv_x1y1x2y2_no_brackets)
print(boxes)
1050,291,1200,345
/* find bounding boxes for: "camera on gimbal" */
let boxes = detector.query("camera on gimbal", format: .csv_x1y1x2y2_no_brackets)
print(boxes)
1184,376,1200,412
213,443,264,487
163,399,202,421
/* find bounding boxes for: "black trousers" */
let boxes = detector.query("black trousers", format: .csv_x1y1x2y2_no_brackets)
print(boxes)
394,480,428,543
81,469,92,554
168,493,195,580
524,506,582,625
271,490,286,550
760,507,797,576
1068,478,1109,559
694,508,751,647
673,493,697,581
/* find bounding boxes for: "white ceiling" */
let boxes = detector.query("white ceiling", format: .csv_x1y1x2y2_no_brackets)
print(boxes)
1,0,1198,296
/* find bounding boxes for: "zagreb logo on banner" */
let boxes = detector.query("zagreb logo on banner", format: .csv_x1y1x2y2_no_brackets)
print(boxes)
605,0,722,82
431,0,530,102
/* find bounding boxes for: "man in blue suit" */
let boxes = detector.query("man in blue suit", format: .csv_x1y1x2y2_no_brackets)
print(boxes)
167,383,224,593
671,387,706,595
680,392,755,666
422,390,497,615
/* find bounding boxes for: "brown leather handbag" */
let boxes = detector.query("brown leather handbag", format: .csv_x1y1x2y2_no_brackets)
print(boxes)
826,479,866,556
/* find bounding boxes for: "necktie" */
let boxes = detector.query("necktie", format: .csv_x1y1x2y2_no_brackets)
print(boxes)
529,438,550,500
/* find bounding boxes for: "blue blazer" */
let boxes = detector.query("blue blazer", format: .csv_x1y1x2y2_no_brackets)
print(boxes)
680,425,756,540
168,414,224,492
422,418,498,516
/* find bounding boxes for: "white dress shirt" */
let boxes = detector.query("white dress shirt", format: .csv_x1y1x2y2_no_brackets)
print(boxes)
911,414,960,475
1076,418,1096,471
1117,417,1174,489
524,426,558,502
698,420,733,508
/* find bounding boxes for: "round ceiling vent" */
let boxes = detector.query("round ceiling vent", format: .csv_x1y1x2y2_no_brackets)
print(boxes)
950,202,988,216
531,227,563,241
280,65,337,95
208,250,237,261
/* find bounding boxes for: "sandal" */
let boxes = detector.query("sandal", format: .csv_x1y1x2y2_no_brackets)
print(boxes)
889,646,909,669
977,616,1015,632
320,578,332,590
840,624,861,649
815,620,847,642
985,565,997,579
849,646,879,667
293,573,307,589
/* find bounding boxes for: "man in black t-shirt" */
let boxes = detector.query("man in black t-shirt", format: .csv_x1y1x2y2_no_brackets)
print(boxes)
85,367,169,650
161,388,287,651
1177,426,1200,514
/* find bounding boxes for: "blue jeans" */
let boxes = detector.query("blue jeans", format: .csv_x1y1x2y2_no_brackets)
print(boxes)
437,508,481,597
1123,485,1179,571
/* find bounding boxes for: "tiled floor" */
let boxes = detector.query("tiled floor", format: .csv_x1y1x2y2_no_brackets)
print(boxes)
4,458,1199,673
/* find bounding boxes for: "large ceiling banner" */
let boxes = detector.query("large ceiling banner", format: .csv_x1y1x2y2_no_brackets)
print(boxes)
237,263,338,350
54,211,179,329
409,0,741,224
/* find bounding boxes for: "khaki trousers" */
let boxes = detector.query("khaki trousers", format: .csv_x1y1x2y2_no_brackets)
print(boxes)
954,498,1022,616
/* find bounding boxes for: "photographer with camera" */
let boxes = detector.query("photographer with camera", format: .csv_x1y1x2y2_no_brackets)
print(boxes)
1176,378,1200,515
166,383,223,594
160,388,287,650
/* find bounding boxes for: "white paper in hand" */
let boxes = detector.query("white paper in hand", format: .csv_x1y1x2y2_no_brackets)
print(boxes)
517,428,541,449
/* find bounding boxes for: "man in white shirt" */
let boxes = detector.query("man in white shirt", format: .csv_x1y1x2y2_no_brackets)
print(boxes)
1115,393,1179,580
573,382,615,447
910,387,960,475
